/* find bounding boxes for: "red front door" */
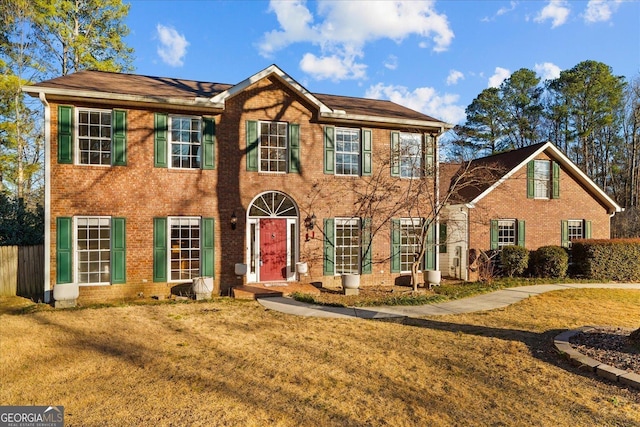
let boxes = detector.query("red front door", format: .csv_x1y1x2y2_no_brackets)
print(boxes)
259,219,288,281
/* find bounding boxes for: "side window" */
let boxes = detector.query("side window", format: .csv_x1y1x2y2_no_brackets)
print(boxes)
170,116,201,169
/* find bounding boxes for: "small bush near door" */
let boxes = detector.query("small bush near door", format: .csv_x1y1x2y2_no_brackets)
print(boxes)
530,246,568,278
499,246,529,277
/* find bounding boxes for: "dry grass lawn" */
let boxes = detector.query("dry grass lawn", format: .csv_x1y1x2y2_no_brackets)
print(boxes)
1,288,639,426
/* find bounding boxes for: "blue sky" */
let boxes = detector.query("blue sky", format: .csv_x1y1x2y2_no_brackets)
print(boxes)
125,0,639,125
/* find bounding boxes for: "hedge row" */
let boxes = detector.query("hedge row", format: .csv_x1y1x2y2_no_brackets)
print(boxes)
571,238,640,281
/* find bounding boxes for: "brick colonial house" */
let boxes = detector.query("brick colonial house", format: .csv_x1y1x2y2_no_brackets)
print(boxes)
24,65,453,303
439,142,622,280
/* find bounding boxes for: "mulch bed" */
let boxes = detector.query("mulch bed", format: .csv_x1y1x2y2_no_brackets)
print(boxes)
569,327,640,375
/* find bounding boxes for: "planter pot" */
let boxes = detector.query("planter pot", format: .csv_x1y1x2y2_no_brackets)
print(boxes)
295,262,308,275
341,274,360,289
424,270,442,288
192,277,213,300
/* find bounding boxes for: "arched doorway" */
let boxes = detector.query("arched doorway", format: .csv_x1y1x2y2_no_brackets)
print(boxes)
246,191,299,283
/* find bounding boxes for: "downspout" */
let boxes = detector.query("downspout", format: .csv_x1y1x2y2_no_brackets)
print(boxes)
39,92,51,303
434,130,440,273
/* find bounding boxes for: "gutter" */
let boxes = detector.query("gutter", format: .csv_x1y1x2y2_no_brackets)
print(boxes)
38,92,51,303
23,86,224,110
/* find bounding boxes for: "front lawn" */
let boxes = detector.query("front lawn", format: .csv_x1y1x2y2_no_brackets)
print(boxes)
1,288,639,426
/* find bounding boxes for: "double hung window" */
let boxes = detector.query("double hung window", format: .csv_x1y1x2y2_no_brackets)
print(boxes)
335,128,360,176
334,218,361,275
399,218,422,273
399,133,423,178
76,217,111,284
259,121,288,173
77,109,112,165
170,116,202,169
169,217,201,281
534,160,551,198
497,220,516,248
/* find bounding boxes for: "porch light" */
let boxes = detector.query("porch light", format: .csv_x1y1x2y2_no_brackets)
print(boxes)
304,213,317,241
230,211,237,230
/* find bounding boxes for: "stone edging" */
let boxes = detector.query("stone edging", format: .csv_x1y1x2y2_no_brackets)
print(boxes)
554,327,640,390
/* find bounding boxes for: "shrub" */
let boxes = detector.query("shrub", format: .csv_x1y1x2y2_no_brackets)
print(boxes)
571,239,640,281
531,246,568,278
500,246,529,277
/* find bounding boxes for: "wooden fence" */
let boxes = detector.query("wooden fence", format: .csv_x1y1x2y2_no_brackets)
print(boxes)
0,245,44,300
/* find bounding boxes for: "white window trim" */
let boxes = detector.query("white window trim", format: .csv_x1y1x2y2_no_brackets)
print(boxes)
75,107,113,167
167,216,202,283
533,159,551,199
567,219,584,242
74,215,112,286
334,217,361,276
497,219,517,249
335,127,360,176
245,217,298,283
399,132,424,179
258,120,288,174
168,115,202,170
400,218,423,274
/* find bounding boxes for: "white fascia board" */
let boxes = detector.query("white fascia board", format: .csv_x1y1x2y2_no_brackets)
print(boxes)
22,85,224,109
468,141,622,213
210,64,333,114
321,112,453,132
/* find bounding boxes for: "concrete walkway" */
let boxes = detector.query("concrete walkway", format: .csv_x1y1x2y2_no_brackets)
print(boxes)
258,283,640,319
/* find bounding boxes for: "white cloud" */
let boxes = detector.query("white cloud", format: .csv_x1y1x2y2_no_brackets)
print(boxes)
446,70,464,86
299,53,367,81
156,24,189,67
534,62,561,80
365,83,466,124
584,0,621,23
384,55,398,71
534,0,570,28
488,67,511,88
497,1,518,16
259,0,454,81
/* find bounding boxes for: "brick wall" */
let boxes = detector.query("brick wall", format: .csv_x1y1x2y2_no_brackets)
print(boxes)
467,152,612,252
48,76,434,302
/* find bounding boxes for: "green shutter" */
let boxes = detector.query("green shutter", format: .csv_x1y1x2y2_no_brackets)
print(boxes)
154,113,168,168
425,134,435,177
56,217,73,284
323,218,335,276
202,117,216,170
526,161,535,198
324,126,335,174
584,220,592,239
58,106,73,164
552,161,560,199
112,109,127,166
424,222,436,270
561,220,569,247
439,223,447,254
289,123,300,173
517,220,526,247
361,218,372,274
153,218,167,282
362,129,372,176
111,217,126,284
201,218,215,277
390,131,400,177
490,220,499,250
246,120,258,171
390,219,401,273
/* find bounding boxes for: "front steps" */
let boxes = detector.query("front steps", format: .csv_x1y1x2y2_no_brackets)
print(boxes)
232,282,321,300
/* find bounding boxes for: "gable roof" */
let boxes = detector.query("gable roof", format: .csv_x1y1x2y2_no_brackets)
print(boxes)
23,64,451,131
441,141,622,214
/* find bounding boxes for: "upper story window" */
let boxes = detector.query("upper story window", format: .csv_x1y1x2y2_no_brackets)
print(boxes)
259,121,288,173
534,160,551,198
400,133,423,178
170,116,201,169
335,128,360,176
77,109,112,165
391,132,434,179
